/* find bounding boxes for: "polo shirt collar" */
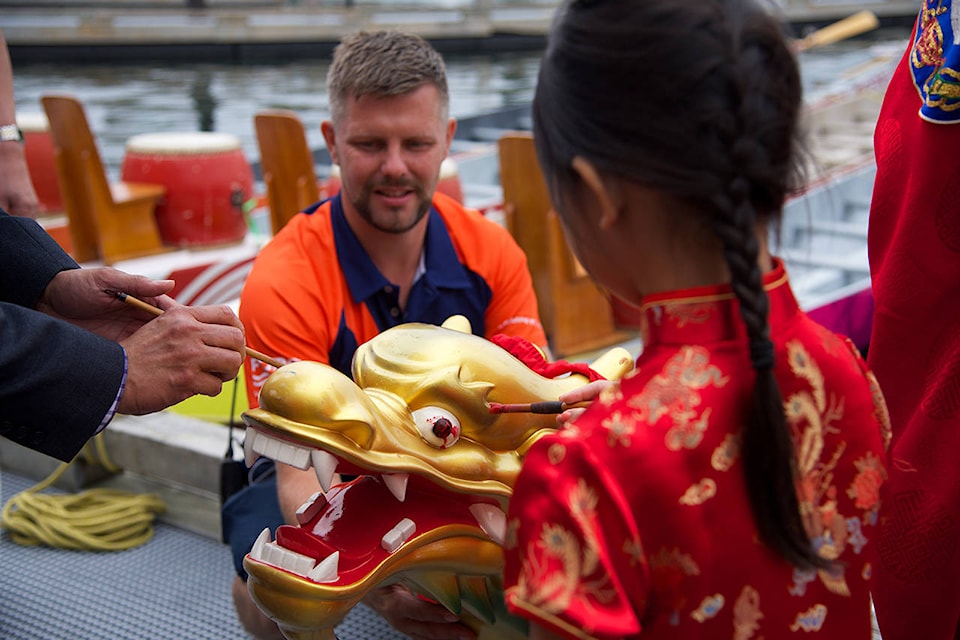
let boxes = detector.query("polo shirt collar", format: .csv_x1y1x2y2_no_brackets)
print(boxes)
332,194,473,304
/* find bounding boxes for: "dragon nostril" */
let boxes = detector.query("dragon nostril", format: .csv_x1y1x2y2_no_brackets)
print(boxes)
432,417,454,440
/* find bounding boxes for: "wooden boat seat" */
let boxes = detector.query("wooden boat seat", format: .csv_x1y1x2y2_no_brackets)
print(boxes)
41,94,167,265
254,109,321,234
498,132,635,357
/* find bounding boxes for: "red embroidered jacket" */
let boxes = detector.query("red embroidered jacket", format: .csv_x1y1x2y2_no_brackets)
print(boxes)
504,262,889,639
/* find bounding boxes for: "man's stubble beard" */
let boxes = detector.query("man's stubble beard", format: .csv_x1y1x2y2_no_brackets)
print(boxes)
351,180,434,235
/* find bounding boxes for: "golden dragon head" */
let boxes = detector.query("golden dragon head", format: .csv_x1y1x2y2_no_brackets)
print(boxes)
241,317,634,640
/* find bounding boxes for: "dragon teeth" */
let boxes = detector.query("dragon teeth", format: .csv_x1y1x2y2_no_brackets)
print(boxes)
307,551,339,583
382,473,409,502
311,450,338,493
243,432,258,466
242,431,339,493
295,492,327,526
249,527,340,584
249,431,312,470
381,518,416,553
469,503,506,545
251,527,271,559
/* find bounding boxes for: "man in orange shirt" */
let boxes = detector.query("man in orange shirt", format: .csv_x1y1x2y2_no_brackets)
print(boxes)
226,31,546,640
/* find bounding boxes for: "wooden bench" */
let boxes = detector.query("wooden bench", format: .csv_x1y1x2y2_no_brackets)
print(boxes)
498,132,635,357
42,94,167,264
254,109,321,235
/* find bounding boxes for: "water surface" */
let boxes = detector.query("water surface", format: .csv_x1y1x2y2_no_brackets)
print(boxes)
12,28,910,176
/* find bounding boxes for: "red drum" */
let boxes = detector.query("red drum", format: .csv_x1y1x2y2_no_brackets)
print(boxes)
18,112,63,214
323,157,464,204
121,132,253,248
437,158,464,204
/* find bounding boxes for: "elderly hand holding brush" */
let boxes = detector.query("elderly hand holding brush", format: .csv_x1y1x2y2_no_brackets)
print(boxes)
36,265,247,415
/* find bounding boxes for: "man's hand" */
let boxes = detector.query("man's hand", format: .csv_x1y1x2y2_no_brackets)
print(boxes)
37,267,176,341
363,584,477,640
118,304,244,415
37,265,246,414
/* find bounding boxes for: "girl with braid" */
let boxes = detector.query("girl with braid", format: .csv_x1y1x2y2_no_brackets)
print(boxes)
501,1,890,638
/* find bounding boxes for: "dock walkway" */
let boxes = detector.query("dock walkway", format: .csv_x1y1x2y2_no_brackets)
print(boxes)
3,0,557,63
1,0,919,63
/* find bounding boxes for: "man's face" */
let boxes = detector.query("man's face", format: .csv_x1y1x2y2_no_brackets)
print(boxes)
322,84,455,234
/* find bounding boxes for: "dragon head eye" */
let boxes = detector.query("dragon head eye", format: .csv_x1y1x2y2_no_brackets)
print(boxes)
411,407,461,449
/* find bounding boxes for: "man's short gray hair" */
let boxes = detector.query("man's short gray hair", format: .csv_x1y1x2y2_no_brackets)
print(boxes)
327,31,449,124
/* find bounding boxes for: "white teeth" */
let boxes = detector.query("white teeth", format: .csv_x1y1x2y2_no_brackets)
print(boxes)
252,432,312,470
311,450,338,493
382,473,409,502
251,527,271,559
244,432,258,466
267,542,315,576
381,518,416,553
308,551,340,583
469,503,506,545
249,527,337,582
295,492,327,526
245,431,340,493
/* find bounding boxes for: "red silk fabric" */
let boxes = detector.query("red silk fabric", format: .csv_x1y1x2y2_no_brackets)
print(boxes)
504,262,889,639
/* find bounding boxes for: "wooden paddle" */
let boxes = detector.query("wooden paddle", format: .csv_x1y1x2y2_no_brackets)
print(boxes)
793,10,881,53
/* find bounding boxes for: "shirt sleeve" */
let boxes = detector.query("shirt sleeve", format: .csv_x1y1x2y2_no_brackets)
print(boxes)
95,347,128,434
239,238,333,407
504,427,649,639
481,225,548,348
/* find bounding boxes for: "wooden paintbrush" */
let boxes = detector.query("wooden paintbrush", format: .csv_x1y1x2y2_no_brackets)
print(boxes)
105,289,284,369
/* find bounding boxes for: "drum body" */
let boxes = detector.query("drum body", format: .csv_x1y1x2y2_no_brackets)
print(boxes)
18,112,63,214
121,132,253,247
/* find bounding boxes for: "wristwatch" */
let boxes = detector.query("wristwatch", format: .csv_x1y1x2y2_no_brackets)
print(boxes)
0,123,24,143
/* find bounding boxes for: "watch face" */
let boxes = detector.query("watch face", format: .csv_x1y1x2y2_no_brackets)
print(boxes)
0,124,23,142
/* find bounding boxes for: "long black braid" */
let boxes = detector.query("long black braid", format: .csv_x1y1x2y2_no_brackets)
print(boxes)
709,12,831,571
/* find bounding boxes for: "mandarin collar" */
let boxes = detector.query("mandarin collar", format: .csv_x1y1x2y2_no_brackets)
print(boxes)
638,259,799,346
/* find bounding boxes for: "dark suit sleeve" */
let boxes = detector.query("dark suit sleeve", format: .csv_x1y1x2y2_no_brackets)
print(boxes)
0,210,79,306
0,211,125,461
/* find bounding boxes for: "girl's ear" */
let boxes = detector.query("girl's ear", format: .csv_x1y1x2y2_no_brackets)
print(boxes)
571,156,623,230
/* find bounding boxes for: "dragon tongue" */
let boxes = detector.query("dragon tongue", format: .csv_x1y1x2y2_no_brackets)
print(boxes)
274,475,493,585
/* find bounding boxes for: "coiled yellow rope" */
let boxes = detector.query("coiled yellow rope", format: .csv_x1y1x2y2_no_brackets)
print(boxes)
0,435,165,551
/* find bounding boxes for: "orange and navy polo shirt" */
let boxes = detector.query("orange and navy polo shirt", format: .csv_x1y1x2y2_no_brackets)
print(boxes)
240,191,545,406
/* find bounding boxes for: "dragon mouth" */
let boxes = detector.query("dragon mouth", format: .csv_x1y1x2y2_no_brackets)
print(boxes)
243,430,507,588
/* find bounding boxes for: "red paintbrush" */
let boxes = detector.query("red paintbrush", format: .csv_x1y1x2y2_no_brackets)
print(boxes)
488,401,589,414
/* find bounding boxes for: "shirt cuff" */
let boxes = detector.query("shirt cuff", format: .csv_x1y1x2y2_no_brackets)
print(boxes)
96,347,128,434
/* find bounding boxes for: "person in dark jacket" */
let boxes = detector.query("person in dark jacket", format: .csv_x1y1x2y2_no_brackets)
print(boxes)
0,209,246,462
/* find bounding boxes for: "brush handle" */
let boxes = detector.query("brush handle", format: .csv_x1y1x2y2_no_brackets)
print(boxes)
529,401,565,414
108,290,284,369
794,10,879,52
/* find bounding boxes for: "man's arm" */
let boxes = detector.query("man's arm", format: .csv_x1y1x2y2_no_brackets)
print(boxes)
0,28,39,218
481,224,549,349
0,301,124,461
0,210,245,459
0,209,78,307
0,208,114,460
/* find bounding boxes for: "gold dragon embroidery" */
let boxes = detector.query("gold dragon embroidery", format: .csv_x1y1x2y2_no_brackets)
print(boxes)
627,346,729,452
